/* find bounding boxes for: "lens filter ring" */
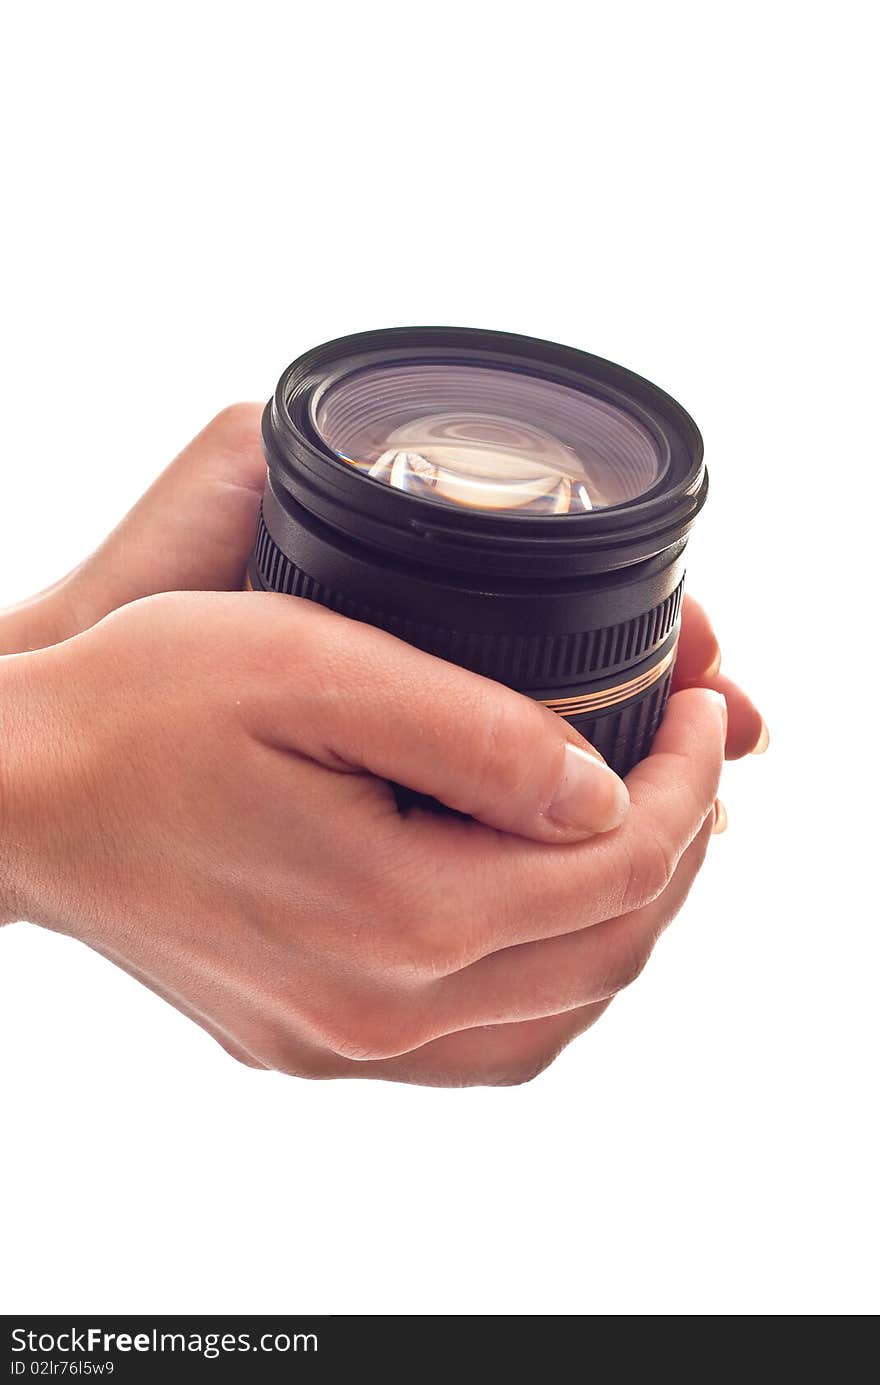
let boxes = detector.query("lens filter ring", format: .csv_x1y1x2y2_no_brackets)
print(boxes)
261,327,706,579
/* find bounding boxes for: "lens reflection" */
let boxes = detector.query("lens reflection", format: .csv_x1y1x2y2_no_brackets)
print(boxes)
314,363,661,513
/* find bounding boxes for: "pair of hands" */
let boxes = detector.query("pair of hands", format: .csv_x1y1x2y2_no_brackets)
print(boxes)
0,405,766,1086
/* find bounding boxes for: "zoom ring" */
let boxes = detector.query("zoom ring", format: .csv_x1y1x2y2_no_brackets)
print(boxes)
254,510,683,689
250,506,684,684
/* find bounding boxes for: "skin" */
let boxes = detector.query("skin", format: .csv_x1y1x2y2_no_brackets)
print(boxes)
0,405,767,1086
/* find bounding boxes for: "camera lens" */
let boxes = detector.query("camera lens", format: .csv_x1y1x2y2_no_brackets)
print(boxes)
250,328,707,776
312,363,661,514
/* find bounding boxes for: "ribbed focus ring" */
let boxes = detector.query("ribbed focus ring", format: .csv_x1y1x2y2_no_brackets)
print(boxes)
253,510,683,689
566,668,674,777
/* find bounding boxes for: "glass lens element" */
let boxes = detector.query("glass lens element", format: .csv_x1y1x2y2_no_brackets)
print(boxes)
312,363,661,513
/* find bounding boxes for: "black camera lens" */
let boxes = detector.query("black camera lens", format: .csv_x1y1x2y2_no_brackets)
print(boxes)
249,328,707,776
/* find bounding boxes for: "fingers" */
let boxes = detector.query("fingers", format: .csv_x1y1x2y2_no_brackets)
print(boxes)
64,404,266,631
683,672,767,758
294,811,713,1078
417,813,714,1041
350,1001,614,1088
392,686,726,966
218,812,711,1085
621,685,726,831
674,593,721,681
675,593,768,757
252,598,629,843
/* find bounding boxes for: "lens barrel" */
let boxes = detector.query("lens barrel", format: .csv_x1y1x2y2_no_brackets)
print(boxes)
248,328,707,776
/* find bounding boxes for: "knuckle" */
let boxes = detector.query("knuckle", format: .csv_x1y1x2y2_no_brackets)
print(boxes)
492,1046,559,1087
470,692,546,812
317,999,427,1063
448,1010,610,1087
376,879,475,979
391,912,470,979
601,935,654,996
335,843,474,982
268,1048,344,1081
260,1039,321,1080
389,932,459,981
226,1050,265,1071
269,1055,310,1079
449,1036,565,1088
620,828,676,911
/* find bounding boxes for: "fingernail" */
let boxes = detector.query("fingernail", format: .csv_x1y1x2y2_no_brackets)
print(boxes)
712,798,728,834
752,720,770,754
548,743,630,834
704,687,728,732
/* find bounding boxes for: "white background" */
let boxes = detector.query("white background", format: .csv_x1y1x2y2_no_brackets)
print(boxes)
0,1,876,1316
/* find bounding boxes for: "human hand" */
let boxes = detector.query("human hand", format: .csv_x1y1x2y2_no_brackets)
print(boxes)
673,593,768,761
0,404,265,655
0,405,766,1084
0,592,726,1086
0,403,767,762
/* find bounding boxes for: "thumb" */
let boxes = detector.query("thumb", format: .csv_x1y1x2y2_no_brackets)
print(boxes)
254,598,630,843
57,404,266,635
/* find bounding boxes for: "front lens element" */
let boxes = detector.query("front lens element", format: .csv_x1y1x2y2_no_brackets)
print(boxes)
312,364,661,514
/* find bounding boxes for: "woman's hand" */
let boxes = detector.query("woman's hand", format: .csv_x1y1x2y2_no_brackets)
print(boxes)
673,593,768,760
0,404,767,761
0,404,766,1085
0,404,265,654
1,591,725,1086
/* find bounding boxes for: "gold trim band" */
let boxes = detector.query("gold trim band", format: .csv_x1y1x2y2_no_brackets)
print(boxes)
539,642,677,718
